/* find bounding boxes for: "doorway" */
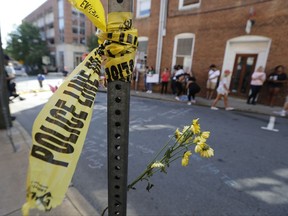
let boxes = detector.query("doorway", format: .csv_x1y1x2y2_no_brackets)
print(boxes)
230,54,257,96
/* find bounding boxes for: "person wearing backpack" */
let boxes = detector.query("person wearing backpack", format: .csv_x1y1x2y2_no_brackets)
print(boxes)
37,73,45,88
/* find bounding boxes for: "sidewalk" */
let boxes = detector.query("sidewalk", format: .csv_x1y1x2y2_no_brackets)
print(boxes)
0,120,99,216
1,81,285,216
129,90,285,117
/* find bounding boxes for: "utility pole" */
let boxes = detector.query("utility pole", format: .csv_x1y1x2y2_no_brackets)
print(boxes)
107,0,133,215
0,27,12,129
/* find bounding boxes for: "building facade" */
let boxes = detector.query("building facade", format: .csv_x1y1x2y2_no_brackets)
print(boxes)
133,0,288,105
23,0,96,72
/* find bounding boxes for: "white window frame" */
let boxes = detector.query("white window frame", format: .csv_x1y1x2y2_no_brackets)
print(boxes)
136,0,151,18
172,33,195,74
179,0,201,11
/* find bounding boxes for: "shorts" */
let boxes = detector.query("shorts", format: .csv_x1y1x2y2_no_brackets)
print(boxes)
217,86,228,96
206,80,217,90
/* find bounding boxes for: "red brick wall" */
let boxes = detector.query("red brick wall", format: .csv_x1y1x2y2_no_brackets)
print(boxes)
133,0,288,104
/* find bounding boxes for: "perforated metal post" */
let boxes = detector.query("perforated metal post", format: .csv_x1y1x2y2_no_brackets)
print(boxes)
107,1,133,216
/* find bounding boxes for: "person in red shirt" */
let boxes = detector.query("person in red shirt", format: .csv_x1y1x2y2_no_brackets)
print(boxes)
161,67,171,94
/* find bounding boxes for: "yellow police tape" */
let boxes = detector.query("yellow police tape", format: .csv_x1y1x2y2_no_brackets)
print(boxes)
22,0,137,215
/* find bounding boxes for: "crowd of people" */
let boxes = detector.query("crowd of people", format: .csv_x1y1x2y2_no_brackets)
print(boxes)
141,63,287,116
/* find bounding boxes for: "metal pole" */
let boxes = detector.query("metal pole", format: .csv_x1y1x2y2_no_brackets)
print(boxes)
107,1,133,216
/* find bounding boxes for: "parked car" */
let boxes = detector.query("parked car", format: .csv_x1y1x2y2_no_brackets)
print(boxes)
13,65,27,76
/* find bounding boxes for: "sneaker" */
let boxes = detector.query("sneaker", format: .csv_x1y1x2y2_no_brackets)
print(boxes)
191,100,196,104
277,110,286,117
175,96,180,101
211,106,219,110
225,107,234,111
187,102,192,105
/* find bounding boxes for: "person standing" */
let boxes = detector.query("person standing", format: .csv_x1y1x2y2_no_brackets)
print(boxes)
161,67,170,94
146,66,155,93
206,64,220,100
267,65,287,106
211,70,234,111
174,65,185,100
247,66,266,105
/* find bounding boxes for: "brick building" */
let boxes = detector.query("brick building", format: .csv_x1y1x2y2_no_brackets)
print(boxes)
133,0,288,105
23,0,287,105
23,0,96,72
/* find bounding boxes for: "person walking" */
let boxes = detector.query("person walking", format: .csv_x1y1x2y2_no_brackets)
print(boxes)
186,76,201,105
211,69,234,111
37,73,45,88
273,95,288,117
161,67,170,94
247,66,266,105
267,65,287,106
206,64,220,100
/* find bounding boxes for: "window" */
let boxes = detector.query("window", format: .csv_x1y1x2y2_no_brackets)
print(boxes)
137,0,151,18
58,0,65,42
179,0,200,10
172,33,195,73
136,37,148,71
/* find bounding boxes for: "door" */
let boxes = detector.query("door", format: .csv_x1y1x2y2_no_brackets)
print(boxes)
230,54,257,96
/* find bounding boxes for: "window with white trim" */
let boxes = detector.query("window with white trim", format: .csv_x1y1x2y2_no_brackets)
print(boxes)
173,34,195,73
136,37,148,71
136,0,151,18
179,0,200,10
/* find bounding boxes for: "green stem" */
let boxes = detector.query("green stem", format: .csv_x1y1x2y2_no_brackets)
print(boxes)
127,167,151,190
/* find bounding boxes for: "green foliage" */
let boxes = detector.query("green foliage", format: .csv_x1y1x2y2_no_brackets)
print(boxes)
87,34,99,51
5,22,50,74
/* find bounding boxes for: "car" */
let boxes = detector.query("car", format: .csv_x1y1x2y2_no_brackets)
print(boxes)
13,65,27,76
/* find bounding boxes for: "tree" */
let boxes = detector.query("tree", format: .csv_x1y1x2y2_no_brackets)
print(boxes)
87,34,99,52
5,22,49,74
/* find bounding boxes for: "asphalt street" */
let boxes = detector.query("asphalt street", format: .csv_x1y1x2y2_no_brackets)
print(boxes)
10,87,288,216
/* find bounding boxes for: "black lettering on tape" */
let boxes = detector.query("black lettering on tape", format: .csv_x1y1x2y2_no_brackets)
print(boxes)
55,99,88,120
67,83,95,101
63,90,93,108
119,32,125,43
31,145,69,167
40,125,79,144
50,109,84,129
127,34,133,44
117,64,124,79
110,65,119,81
35,132,74,153
70,78,98,94
46,117,81,135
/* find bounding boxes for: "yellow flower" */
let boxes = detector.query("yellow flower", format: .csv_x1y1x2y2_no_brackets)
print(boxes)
201,131,210,139
195,143,214,158
191,118,201,134
193,136,206,145
181,151,192,166
182,126,190,133
175,128,182,140
200,147,214,158
151,161,165,168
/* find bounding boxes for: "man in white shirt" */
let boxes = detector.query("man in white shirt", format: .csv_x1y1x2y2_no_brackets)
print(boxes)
206,64,220,100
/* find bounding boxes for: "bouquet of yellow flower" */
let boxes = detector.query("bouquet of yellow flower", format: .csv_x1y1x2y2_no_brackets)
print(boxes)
128,118,214,191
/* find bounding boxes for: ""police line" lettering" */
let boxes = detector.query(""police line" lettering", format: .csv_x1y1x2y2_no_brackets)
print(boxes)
31,56,101,167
